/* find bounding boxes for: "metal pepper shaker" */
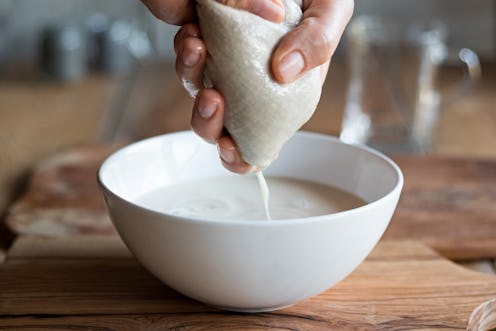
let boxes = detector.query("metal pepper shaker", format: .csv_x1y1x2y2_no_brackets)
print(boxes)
93,20,134,75
40,24,86,83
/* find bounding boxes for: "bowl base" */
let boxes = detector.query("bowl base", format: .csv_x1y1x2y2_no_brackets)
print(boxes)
212,303,293,313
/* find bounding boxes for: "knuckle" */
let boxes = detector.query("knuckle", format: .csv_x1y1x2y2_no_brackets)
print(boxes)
302,18,336,65
174,23,201,54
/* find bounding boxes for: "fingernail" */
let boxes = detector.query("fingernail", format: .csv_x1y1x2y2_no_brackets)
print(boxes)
198,100,217,119
182,47,201,67
278,51,305,82
218,145,235,164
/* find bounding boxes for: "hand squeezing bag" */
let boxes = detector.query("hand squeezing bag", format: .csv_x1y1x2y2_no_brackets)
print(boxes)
197,0,322,168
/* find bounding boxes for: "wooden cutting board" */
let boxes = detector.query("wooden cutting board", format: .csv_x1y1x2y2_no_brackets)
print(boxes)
0,236,495,330
5,146,496,260
385,155,496,260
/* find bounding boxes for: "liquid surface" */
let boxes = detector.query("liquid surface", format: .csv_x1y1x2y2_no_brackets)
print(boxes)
136,175,366,221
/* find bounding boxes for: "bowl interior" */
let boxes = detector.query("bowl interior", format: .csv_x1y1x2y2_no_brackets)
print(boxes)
99,131,401,212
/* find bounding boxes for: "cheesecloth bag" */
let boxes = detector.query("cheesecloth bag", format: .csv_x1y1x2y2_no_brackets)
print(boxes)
197,0,322,168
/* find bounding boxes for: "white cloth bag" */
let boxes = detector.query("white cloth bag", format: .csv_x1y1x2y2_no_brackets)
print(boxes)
197,0,322,168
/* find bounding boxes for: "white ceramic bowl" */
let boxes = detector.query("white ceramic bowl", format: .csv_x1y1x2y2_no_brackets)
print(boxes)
98,131,403,312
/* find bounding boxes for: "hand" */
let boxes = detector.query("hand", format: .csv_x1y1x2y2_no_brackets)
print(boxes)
142,0,354,173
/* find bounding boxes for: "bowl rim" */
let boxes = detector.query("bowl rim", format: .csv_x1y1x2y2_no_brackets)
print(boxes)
98,130,403,226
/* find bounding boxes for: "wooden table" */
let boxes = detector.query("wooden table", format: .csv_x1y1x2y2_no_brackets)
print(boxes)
1,146,496,330
1,60,495,329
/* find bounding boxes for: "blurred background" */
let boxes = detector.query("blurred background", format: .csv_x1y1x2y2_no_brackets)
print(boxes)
0,0,495,216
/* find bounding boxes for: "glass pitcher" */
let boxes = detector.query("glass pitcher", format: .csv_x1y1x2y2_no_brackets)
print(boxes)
340,16,481,153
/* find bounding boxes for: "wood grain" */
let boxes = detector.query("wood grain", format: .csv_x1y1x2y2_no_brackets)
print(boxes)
5,146,120,237
5,146,496,261
7,235,130,259
1,239,495,329
385,156,496,260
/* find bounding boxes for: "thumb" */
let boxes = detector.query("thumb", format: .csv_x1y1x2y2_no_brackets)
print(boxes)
215,0,285,23
272,0,353,83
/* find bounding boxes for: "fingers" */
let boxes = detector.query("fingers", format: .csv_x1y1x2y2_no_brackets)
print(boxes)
216,0,285,22
174,24,206,97
191,89,256,174
191,89,225,143
272,0,354,83
140,0,196,25
173,23,201,53
217,136,257,174
166,0,291,174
